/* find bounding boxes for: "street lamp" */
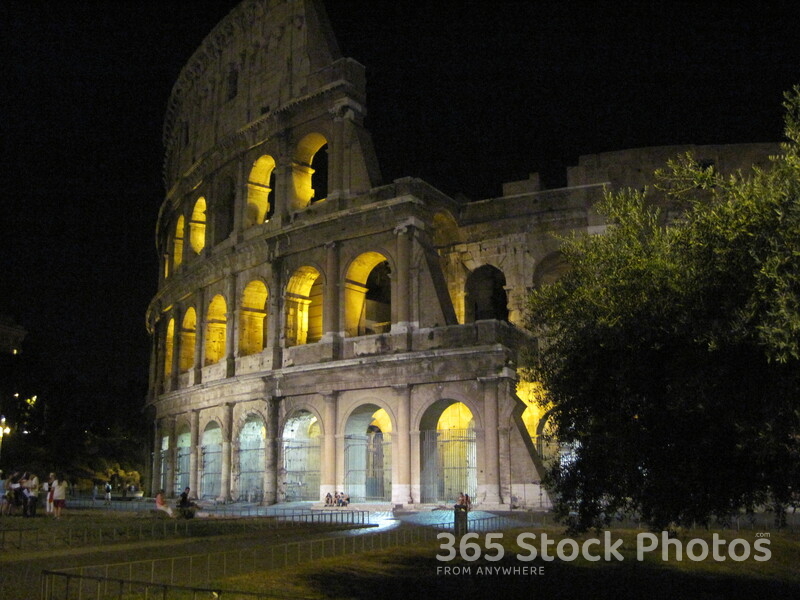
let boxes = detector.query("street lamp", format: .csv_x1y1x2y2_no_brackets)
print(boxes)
0,416,10,466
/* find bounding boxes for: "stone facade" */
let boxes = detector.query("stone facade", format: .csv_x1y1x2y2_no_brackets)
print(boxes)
145,0,779,508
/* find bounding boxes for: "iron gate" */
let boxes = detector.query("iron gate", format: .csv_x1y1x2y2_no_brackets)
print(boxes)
420,428,476,503
344,432,392,501
282,438,321,501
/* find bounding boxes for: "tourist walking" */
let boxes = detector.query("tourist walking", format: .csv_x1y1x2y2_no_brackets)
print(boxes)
51,474,68,519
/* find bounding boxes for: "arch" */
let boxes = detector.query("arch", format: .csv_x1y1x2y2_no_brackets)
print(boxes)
174,424,191,495
419,400,477,503
246,155,276,227
281,410,321,501
179,307,197,373
432,211,460,248
237,413,266,502
212,177,235,245
292,132,328,209
465,264,509,322
172,215,184,273
344,251,391,337
204,294,227,365
285,266,323,346
189,197,207,254
163,318,175,379
533,251,571,288
343,405,393,502
239,280,268,355
200,421,222,498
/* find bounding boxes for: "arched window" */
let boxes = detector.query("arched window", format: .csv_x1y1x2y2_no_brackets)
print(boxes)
189,198,206,254
164,318,175,378
292,133,328,210
201,421,222,498
179,308,196,373
285,266,323,346
240,280,268,355
344,252,391,337
172,216,184,273
246,156,276,227
205,295,227,365
212,178,235,245
465,265,508,322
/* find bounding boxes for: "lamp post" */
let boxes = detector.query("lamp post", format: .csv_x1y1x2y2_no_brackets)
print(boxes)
0,416,10,466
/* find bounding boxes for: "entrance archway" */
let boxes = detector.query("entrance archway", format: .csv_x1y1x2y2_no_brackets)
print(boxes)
174,426,190,495
419,401,477,503
344,405,392,502
237,414,266,502
281,410,321,501
200,422,222,498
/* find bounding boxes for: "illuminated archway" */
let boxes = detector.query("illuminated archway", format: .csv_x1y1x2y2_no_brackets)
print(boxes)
419,401,477,503
204,295,227,365
292,132,328,210
174,425,191,495
285,266,323,346
179,308,196,373
189,198,206,254
239,280,268,355
281,410,321,501
344,406,392,502
163,318,175,378
200,421,222,498
344,252,391,337
465,264,508,322
172,215,184,273
246,155,276,226
237,414,266,502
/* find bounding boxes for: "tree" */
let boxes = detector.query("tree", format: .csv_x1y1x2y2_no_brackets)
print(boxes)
525,88,800,532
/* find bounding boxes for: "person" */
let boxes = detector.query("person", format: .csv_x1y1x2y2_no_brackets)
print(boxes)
45,473,55,514
324,492,333,506
178,486,196,518
51,474,68,519
104,481,112,505
454,492,470,512
155,490,173,517
22,472,40,517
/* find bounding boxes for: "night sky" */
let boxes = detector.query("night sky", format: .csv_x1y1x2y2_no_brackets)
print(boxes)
3,2,799,403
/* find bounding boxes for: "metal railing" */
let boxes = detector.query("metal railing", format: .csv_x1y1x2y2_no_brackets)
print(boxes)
1,511,371,552
41,525,439,600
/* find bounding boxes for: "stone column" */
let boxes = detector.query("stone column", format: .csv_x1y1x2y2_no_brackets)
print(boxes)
220,402,235,502
323,241,340,341
171,309,182,390
165,416,177,496
329,107,345,196
268,263,283,368
321,391,337,500
263,395,280,504
393,224,413,331
393,385,413,505
189,409,200,496
193,289,205,386
225,275,237,377
151,418,162,496
480,378,502,505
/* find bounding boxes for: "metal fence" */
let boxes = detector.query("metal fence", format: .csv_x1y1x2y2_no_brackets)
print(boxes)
41,525,440,600
1,511,370,552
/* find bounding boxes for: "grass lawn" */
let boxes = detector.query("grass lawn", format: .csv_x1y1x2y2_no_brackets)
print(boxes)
215,527,800,600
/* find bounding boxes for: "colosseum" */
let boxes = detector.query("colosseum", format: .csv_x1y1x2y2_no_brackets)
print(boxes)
145,0,778,508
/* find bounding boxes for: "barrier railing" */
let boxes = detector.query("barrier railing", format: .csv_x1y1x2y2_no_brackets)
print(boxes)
1,511,371,552
41,525,439,599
